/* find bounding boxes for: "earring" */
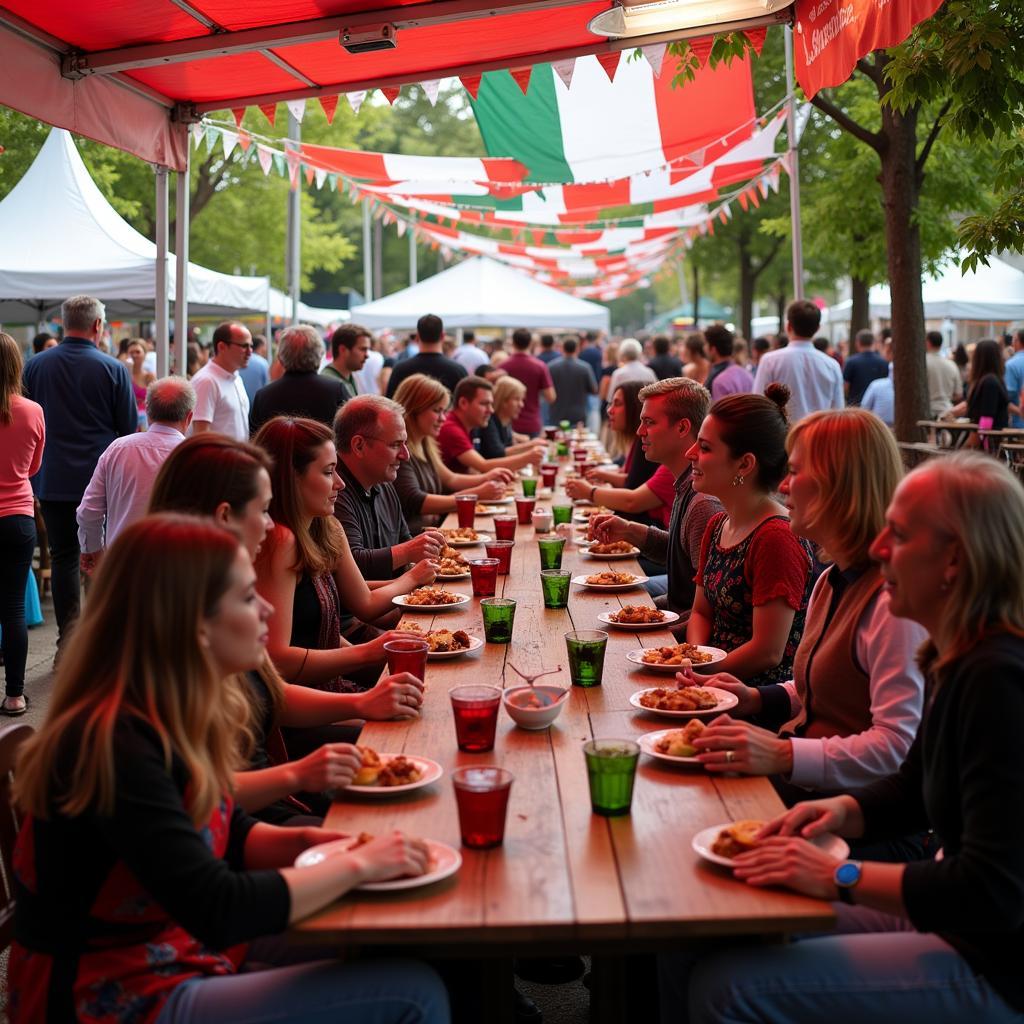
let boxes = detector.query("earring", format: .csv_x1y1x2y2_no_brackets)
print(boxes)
732,474,745,487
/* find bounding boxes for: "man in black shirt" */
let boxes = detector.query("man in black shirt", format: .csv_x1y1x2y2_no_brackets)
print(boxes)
249,325,347,434
647,334,684,380
385,313,467,398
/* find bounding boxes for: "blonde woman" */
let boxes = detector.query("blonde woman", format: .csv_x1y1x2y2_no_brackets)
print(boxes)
9,515,448,1024
478,375,548,460
392,373,512,534
687,409,925,801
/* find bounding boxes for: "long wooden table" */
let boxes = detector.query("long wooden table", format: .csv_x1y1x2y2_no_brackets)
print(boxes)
293,474,835,1009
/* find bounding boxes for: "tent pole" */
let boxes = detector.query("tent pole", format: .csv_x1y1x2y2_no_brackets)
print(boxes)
362,201,373,302
286,112,301,325
409,229,417,286
173,145,190,378
155,164,170,376
784,25,805,302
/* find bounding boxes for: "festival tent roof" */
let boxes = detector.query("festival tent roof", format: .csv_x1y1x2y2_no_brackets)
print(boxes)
0,128,272,323
350,255,610,330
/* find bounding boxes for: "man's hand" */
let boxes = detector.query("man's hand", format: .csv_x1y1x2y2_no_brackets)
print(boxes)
80,551,102,577
400,530,445,564
588,514,631,544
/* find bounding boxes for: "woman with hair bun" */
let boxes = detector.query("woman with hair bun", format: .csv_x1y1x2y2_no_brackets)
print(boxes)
685,383,816,687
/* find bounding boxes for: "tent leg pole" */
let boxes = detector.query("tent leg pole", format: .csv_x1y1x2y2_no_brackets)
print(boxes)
784,25,805,303
174,146,190,378
155,164,170,377
409,229,417,286
363,201,373,303
287,111,301,325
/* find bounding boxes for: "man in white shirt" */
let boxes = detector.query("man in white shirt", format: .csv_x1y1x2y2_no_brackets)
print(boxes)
77,376,194,574
190,321,252,440
452,329,490,373
753,300,844,423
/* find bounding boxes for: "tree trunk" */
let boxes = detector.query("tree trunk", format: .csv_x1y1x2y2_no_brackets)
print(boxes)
776,293,786,333
850,276,870,335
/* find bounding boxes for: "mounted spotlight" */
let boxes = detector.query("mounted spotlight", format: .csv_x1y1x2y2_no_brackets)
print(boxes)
588,0,794,39
340,23,398,54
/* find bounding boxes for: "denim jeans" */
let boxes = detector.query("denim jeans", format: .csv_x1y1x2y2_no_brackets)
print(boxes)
38,499,81,643
0,515,36,696
660,904,1023,1024
157,955,450,1024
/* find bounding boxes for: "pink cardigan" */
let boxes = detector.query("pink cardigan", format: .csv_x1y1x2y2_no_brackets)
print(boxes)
0,395,45,518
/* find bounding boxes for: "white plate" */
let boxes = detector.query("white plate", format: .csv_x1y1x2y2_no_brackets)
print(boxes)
295,837,462,891
571,573,648,592
638,729,703,766
443,534,492,547
426,635,484,660
629,686,739,718
625,646,728,673
436,571,471,581
476,506,505,516
597,610,681,631
692,824,850,868
344,755,443,794
579,545,642,561
393,593,472,612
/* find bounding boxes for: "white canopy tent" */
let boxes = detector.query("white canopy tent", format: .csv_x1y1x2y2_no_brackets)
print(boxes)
0,128,274,327
350,256,610,332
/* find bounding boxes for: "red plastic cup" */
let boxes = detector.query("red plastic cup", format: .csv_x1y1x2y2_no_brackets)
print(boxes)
484,539,514,574
453,766,514,849
450,685,502,753
543,426,558,441
515,497,536,524
383,639,428,683
469,557,499,597
573,448,588,465
540,464,558,490
455,494,478,528
492,515,517,541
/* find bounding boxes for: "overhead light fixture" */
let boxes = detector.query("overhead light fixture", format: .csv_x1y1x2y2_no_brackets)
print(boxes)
340,23,398,54
588,0,794,39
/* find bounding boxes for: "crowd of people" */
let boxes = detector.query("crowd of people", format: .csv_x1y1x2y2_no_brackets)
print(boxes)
0,292,1023,1023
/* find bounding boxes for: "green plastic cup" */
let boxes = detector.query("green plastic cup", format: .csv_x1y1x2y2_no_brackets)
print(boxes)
556,441,569,457
564,629,608,687
480,597,516,644
522,476,538,498
540,570,571,609
537,535,566,570
552,503,573,526
583,739,640,816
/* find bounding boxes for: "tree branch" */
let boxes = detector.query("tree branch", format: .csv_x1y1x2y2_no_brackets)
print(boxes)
916,98,953,176
810,92,886,153
855,56,881,84
751,234,785,279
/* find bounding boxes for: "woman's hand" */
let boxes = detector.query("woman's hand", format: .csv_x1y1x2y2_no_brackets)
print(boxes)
731,836,842,900
759,795,861,840
485,468,515,485
358,628,425,664
676,665,762,716
292,743,363,792
355,672,425,720
584,468,616,485
690,716,792,776
476,479,506,501
564,478,592,501
349,831,432,883
404,559,439,587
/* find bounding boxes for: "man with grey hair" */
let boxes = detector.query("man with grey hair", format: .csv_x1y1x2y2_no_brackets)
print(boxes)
333,395,445,579
76,377,195,571
23,295,137,655
248,324,347,434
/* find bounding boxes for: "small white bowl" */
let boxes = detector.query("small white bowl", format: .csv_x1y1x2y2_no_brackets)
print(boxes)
503,685,569,730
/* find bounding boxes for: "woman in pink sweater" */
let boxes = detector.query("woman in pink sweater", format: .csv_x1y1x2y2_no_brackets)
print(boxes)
0,333,45,714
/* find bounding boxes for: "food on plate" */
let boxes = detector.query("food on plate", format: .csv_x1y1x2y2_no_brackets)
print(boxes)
641,643,713,666
422,629,472,653
575,506,610,519
354,746,382,786
710,820,764,859
638,687,721,712
587,540,636,555
441,527,479,542
437,553,470,576
610,605,665,624
405,586,463,606
654,720,706,757
585,571,636,586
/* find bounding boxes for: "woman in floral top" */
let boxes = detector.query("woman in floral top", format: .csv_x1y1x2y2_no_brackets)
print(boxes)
686,384,816,687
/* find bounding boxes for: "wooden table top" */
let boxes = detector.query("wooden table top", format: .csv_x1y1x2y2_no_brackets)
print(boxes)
294,474,835,949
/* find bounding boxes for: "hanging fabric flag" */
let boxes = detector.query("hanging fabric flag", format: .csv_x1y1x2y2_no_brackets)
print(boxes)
284,150,301,188
230,108,246,129
314,167,327,189
552,59,576,90
380,86,400,105
461,74,482,99
689,36,714,67
318,95,339,124
237,129,252,151
286,99,306,123
794,102,812,144
190,122,204,148
718,205,730,224
641,43,666,78
259,103,277,126
257,144,274,176
347,91,366,115
595,51,620,83
510,67,532,95
204,124,219,153
327,173,338,191
745,27,767,55
396,218,407,237
221,129,238,159
738,191,750,211
421,79,441,105
303,163,315,186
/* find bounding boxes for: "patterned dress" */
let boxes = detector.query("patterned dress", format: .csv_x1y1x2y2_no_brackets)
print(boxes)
698,512,816,687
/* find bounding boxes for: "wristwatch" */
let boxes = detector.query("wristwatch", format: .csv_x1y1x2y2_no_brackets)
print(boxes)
833,860,863,903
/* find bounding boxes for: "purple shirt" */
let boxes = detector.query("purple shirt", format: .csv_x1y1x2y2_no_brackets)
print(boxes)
501,353,553,435
711,363,754,400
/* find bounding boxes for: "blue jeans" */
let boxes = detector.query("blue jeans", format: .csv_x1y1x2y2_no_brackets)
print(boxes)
644,575,668,599
157,955,449,1024
660,904,1023,1024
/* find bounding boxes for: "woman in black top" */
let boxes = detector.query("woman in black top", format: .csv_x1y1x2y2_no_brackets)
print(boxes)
477,375,546,459
667,453,1024,1023
964,338,1009,439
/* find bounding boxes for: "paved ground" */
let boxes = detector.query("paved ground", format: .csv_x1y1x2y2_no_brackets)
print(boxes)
7,600,590,1023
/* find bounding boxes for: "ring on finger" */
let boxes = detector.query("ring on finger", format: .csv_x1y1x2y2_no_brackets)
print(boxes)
725,750,735,764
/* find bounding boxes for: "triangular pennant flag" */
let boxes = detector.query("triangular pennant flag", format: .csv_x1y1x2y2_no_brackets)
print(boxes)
396,218,406,238
259,103,277,126
748,186,761,208
794,102,812,145
286,99,306,123
745,26,767,55
718,205,730,225
221,129,238,159
738,192,750,212
257,144,274,176
318,95,339,124
510,67,532,95
314,167,327,189
327,173,338,191
190,122,204,148
421,79,440,105
689,36,714,67
272,151,286,178
285,150,301,189
758,177,769,198
595,51,620,82
552,59,576,90
461,73,482,99
302,162,314,186
641,43,666,78
380,86,400,105
230,107,246,129
204,124,219,153
237,129,252,151
347,91,366,115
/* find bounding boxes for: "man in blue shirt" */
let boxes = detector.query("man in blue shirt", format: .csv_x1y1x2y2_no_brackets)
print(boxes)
843,329,890,405
237,333,270,403
23,295,137,654
1004,329,1024,428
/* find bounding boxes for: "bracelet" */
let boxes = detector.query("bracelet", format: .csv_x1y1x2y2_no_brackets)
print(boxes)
297,647,310,681
590,485,597,502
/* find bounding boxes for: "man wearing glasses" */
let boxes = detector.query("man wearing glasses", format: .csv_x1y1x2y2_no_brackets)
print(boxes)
191,321,252,441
